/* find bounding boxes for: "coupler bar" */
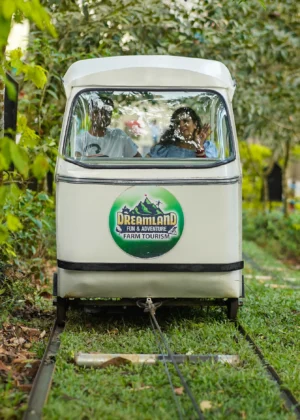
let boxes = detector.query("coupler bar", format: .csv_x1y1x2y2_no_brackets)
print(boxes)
75,352,240,367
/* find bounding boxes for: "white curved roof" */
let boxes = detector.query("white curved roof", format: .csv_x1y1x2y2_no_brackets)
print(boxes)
63,55,235,100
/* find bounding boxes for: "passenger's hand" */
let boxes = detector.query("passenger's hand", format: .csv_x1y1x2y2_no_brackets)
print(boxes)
194,124,211,158
198,123,212,142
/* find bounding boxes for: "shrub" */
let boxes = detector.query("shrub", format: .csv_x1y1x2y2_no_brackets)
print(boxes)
243,209,300,262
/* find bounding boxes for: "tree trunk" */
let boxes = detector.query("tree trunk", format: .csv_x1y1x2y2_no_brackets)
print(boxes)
262,175,269,212
282,138,291,217
0,77,4,137
0,77,5,187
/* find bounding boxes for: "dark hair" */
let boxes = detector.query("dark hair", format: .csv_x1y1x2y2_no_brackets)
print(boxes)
160,107,202,145
91,97,114,113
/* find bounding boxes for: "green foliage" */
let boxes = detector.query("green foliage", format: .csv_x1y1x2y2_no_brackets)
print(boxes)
0,0,56,60
1,189,55,262
32,155,49,179
243,209,300,262
239,141,272,205
7,48,48,89
19,0,298,170
0,136,29,176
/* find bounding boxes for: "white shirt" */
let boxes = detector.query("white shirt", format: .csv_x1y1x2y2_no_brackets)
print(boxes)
76,128,138,158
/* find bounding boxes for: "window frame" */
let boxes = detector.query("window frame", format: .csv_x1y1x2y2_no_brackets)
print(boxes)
62,88,236,169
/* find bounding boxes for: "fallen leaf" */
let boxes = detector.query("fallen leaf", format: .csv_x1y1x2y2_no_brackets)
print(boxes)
18,384,32,392
174,387,184,395
19,326,41,337
200,400,212,411
39,291,52,299
24,343,32,349
0,360,11,371
107,329,119,335
130,385,153,392
100,357,132,368
39,330,46,339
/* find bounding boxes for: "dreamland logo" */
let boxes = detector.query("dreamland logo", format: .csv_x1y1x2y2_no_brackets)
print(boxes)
115,195,178,240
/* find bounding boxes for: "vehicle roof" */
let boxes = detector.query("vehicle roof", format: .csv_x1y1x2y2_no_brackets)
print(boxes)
63,55,235,100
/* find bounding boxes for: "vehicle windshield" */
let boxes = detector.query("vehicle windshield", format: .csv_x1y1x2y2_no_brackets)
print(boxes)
64,90,234,165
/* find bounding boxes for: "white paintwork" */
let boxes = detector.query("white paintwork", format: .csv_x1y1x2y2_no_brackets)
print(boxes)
63,56,235,101
56,56,242,299
58,269,241,298
56,182,241,264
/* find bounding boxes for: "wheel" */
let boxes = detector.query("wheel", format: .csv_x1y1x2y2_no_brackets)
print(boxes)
226,298,239,320
57,297,68,326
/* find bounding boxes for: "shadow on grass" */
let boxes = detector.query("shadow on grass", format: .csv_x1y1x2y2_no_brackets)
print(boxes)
65,304,228,331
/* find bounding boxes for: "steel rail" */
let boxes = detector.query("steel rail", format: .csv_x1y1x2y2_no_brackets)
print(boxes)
237,322,300,418
241,251,300,418
150,317,185,420
147,306,205,420
23,321,65,420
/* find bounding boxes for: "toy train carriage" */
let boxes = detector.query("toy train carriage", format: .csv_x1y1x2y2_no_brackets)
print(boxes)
54,56,243,322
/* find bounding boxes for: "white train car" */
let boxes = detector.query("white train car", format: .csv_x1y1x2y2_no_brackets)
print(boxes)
54,56,243,324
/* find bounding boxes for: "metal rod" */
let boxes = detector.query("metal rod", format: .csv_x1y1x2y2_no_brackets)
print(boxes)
149,308,205,420
75,353,240,367
237,322,300,418
150,317,185,420
23,322,64,420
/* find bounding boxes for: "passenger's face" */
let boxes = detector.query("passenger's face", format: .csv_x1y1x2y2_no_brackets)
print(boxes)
91,106,112,129
176,113,197,140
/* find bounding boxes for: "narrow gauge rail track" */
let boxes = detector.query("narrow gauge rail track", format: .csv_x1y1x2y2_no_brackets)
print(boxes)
23,297,300,420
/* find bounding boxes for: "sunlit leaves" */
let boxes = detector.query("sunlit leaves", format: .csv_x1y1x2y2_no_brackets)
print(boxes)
0,136,29,176
0,225,9,243
239,141,272,204
6,213,23,231
0,0,57,59
1,1,16,20
24,65,47,89
17,116,39,148
9,140,29,177
0,186,8,206
32,155,49,179
7,49,48,89
0,138,11,170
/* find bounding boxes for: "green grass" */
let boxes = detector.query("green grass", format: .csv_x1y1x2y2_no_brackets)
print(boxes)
45,292,298,419
241,240,300,400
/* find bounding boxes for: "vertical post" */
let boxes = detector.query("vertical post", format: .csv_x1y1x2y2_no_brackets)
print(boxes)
0,77,5,186
0,76,4,138
282,138,291,217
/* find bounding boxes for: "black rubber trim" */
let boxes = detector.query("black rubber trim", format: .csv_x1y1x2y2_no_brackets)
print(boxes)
57,260,244,272
61,156,235,170
53,272,57,296
241,274,245,298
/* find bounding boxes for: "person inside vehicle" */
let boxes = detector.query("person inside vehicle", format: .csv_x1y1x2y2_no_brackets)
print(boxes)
148,107,217,158
75,97,141,158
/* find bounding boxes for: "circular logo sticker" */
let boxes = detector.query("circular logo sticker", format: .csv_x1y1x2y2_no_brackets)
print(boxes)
109,186,184,259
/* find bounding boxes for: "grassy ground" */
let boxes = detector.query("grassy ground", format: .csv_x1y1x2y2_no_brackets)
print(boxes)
43,241,300,420
241,240,300,400
0,263,54,419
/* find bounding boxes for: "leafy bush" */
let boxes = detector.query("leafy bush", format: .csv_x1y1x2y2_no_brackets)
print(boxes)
243,209,300,262
1,189,55,263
